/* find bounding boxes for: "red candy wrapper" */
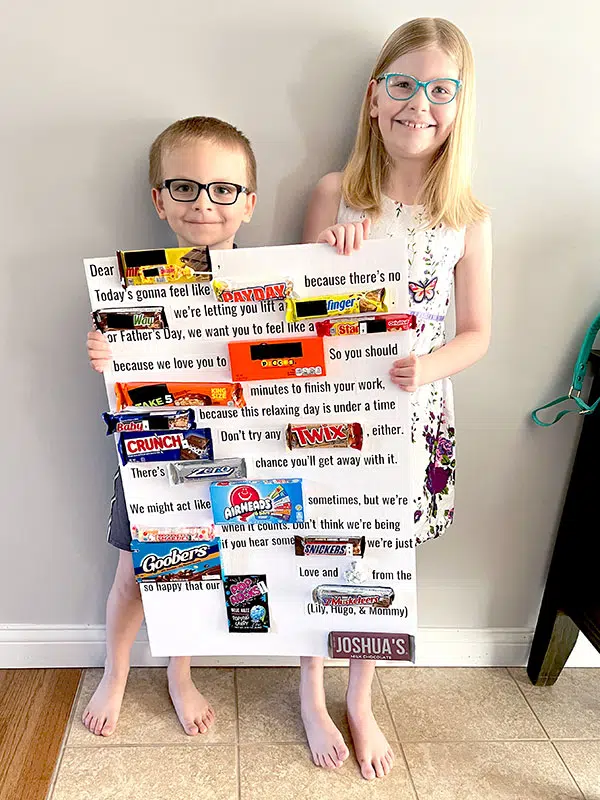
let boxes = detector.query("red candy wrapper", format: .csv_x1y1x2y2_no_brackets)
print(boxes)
315,314,416,337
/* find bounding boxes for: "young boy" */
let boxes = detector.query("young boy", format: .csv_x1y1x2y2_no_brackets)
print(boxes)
85,116,257,737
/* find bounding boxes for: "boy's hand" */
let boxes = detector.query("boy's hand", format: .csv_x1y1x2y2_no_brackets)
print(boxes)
317,219,370,255
389,354,421,392
87,330,113,373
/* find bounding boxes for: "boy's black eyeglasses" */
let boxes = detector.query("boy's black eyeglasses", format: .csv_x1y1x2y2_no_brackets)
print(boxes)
161,179,248,205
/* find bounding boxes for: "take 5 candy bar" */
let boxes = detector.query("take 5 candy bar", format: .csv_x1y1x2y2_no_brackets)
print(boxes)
285,288,387,322
210,479,304,525
102,409,195,435
315,313,416,337
286,422,363,450
92,307,168,332
115,382,245,410
118,428,213,464
213,278,293,303
117,246,212,286
228,337,326,381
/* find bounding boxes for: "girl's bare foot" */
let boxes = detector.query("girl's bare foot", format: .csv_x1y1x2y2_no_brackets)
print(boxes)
168,667,214,736
347,702,394,780
301,702,350,769
82,669,129,737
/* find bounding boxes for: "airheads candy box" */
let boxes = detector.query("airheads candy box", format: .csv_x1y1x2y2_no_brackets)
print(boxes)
209,479,304,525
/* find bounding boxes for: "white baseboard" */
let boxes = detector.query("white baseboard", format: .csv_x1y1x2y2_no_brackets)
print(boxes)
1,625,598,669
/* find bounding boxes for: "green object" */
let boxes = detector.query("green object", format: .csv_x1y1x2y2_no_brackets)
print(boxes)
532,313,600,426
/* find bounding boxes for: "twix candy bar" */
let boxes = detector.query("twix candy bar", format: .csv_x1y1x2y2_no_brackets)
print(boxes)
315,313,416,337
285,288,386,322
115,382,245,410
286,422,363,451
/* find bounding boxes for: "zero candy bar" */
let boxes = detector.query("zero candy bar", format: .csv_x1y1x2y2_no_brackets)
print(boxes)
92,307,167,332
213,278,293,303
131,539,221,582
102,409,194,435
168,458,247,485
131,526,216,542
117,246,212,286
210,479,304,525
328,631,415,662
295,535,365,557
315,313,416,337
286,423,363,451
223,575,270,633
285,288,387,322
228,337,326,382
115,382,245,410
312,584,394,608
118,428,213,464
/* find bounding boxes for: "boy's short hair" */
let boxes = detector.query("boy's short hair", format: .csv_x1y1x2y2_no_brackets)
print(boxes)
149,116,257,192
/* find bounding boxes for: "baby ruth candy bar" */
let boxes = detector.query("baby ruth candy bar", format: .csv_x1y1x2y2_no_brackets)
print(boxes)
285,287,387,322
115,381,245,410
118,428,213,465
103,409,194,435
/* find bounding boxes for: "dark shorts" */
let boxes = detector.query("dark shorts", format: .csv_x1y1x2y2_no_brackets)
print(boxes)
107,470,132,551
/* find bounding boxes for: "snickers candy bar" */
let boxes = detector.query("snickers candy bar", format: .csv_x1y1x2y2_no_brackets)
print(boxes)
312,584,394,608
168,458,247,485
92,307,167,332
295,535,365,557
286,422,363,451
102,409,194,435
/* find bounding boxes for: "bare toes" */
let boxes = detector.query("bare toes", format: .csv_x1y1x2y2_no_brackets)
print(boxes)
374,759,385,778
361,761,376,781
184,722,199,736
101,723,115,737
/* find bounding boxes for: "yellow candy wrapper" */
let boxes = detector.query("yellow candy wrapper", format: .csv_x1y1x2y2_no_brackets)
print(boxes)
285,288,387,323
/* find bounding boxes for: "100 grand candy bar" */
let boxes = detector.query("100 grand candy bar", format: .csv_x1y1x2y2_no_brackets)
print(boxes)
117,246,212,286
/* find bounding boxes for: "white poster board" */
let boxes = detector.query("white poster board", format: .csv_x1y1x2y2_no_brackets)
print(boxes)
85,240,416,659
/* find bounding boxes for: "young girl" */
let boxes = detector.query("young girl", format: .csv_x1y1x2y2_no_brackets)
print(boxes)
300,17,492,780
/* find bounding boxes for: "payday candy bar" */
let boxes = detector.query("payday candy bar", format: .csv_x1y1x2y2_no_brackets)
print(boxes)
168,458,247,485
118,428,213,464
213,278,293,303
315,313,416,337
285,288,387,322
223,575,270,632
312,584,395,608
117,246,212,286
131,526,216,542
92,307,167,332
210,479,304,525
102,409,194,435
286,422,363,451
132,539,221,582
115,381,245,410
295,535,365,557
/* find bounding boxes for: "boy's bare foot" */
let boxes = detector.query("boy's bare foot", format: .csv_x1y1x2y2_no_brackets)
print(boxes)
301,704,350,769
168,671,215,736
347,703,394,780
82,670,129,736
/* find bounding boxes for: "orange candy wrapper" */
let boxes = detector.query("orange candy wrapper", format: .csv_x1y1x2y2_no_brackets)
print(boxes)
115,382,245,410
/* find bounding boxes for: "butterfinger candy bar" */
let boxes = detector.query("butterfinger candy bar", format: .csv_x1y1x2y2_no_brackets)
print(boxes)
131,526,216,542
102,409,194,435
295,535,365,557
118,428,213,464
168,458,247,485
213,278,293,303
117,246,212,286
228,337,325,381
115,382,245,410
312,584,394,608
286,423,363,451
92,307,167,332
315,313,416,337
285,288,387,322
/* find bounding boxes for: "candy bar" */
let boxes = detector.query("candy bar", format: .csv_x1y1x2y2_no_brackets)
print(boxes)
131,526,216,542
223,575,270,632
328,631,414,662
286,422,363,450
210,479,304,525
213,278,293,303
118,428,213,464
294,535,365,557
285,288,387,322
131,539,221,582
102,409,194,435
117,246,212,286
228,337,325,381
168,458,247,485
315,313,416,337
115,381,245,410
312,584,394,608
92,307,167,332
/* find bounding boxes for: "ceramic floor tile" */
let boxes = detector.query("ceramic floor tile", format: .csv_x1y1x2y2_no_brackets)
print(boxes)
239,743,415,800
555,741,600,800
403,741,584,800
378,667,545,741
67,667,236,746
509,668,600,740
236,666,395,744
51,745,237,800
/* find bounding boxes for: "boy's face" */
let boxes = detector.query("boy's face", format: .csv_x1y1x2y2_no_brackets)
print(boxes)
151,139,256,249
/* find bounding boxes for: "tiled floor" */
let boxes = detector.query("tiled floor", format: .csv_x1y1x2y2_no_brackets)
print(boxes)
48,667,600,800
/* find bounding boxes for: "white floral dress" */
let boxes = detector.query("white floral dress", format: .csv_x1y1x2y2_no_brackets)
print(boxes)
338,198,466,544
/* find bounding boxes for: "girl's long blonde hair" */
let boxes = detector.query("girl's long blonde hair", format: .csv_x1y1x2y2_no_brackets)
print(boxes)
342,17,487,229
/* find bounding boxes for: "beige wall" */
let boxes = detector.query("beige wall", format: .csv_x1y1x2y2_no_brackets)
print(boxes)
2,0,599,660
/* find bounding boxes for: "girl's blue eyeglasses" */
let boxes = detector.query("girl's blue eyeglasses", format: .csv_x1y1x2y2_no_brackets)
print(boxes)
376,74,462,105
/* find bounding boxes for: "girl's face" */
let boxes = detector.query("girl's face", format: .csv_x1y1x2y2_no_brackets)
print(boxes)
369,46,460,163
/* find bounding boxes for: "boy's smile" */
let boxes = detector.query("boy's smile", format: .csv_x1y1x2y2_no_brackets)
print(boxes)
152,139,256,249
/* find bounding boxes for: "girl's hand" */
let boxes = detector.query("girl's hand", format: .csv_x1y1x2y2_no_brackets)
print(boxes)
389,354,421,392
317,218,370,255
87,329,113,373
